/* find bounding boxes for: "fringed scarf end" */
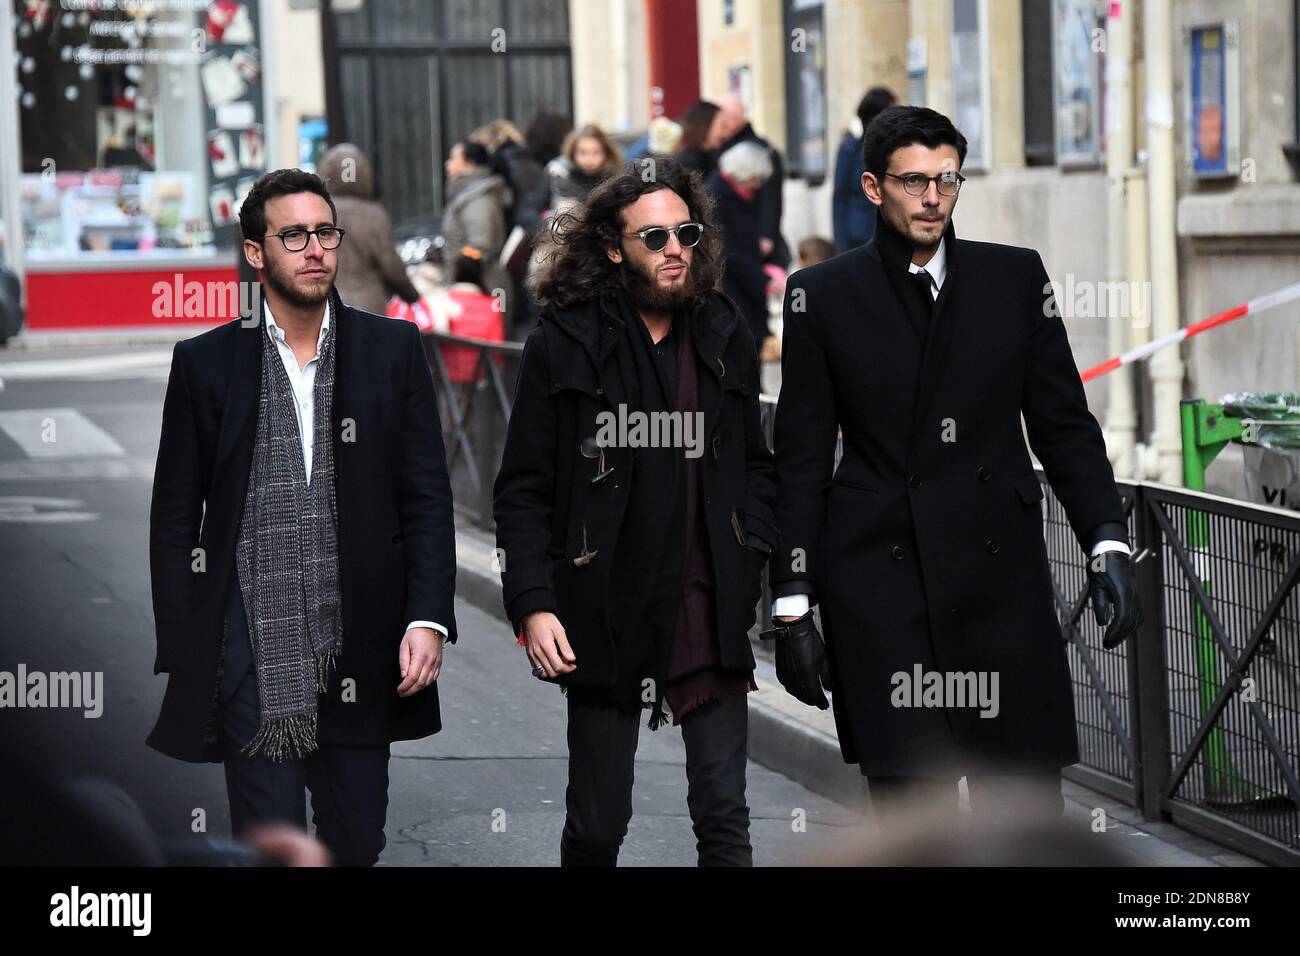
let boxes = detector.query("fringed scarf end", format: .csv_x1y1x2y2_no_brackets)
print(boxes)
241,711,319,762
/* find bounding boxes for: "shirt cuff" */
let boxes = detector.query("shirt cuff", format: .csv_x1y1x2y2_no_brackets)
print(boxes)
406,620,449,640
772,595,810,619
1089,540,1131,557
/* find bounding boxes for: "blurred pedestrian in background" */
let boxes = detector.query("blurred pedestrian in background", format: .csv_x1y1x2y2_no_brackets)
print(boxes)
473,119,544,237
675,99,725,179
546,123,623,215
707,141,777,360
715,94,790,269
317,143,420,316
625,115,684,162
442,139,511,312
832,86,897,252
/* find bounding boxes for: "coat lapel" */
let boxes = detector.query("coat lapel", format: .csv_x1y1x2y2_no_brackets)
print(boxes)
329,288,354,497
865,233,928,349
908,224,961,458
211,307,263,516
689,295,734,452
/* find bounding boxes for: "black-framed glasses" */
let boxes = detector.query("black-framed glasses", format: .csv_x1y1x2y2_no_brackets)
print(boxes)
884,171,966,197
266,226,346,252
623,222,704,253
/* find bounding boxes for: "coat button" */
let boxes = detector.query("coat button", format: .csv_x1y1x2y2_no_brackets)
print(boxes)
977,466,991,482
891,545,904,560
909,475,922,489
985,539,999,554
595,387,604,395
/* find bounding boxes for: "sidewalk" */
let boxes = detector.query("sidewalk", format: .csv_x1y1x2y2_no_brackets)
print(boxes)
2,325,210,351
452,513,1263,866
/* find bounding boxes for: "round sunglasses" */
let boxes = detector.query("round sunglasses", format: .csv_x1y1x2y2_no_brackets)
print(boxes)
623,222,705,253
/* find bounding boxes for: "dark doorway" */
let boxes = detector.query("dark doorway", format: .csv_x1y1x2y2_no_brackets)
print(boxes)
321,0,573,231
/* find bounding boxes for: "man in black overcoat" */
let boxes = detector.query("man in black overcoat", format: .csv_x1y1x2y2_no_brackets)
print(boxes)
764,107,1141,815
493,160,777,865
148,169,457,865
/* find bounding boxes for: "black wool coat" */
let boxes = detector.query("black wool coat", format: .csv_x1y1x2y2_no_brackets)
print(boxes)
492,290,778,695
147,289,458,762
771,220,1126,777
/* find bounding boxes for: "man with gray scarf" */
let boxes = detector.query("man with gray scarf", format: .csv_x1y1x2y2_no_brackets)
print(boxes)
148,169,457,865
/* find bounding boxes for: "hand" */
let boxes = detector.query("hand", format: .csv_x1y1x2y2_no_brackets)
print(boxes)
243,824,331,867
759,335,781,364
397,626,444,697
1088,551,1143,649
760,610,831,709
759,236,775,258
522,611,577,678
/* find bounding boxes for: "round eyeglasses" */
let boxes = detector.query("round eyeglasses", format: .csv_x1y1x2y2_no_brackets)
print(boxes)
884,171,966,197
267,227,346,252
623,222,704,253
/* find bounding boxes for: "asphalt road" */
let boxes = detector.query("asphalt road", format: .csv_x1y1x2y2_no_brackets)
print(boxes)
0,345,863,865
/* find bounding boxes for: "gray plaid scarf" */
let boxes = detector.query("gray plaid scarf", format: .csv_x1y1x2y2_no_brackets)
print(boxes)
234,300,343,761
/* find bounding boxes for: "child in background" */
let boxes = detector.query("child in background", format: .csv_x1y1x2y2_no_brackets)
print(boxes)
429,247,505,384
796,236,838,270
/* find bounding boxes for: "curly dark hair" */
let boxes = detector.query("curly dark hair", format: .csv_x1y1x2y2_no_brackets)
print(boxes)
530,158,724,310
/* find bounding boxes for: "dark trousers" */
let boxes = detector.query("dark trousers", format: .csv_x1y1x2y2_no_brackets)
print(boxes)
219,578,390,867
866,771,1065,819
561,694,752,867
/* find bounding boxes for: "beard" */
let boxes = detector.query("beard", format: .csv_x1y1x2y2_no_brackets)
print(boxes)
883,202,947,251
261,254,332,308
623,257,697,313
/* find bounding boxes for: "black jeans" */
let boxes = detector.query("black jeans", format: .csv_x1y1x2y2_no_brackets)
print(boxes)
561,693,752,867
219,578,390,867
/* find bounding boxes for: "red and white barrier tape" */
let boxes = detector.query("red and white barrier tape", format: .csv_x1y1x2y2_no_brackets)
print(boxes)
1079,281,1300,382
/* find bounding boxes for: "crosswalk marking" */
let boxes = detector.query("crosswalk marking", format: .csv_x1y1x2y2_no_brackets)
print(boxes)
0,408,126,460
0,496,99,522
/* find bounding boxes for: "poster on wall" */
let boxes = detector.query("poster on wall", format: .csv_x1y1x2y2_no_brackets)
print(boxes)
201,0,268,247
1187,21,1240,178
1052,0,1102,165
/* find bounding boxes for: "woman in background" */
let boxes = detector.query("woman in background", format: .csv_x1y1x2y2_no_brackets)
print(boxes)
317,143,420,315
546,123,623,215
675,99,725,180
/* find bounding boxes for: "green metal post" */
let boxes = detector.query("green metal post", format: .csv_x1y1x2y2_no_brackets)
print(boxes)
1179,400,1244,799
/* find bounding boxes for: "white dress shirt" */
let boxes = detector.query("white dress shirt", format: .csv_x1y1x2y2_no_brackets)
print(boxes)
770,238,1128,621
908,236,947,299
263,301,446,640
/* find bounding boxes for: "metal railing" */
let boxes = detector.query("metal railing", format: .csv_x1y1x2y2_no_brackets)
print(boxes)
423,332,1299,864
423,331,523,528
1044,476,1300,865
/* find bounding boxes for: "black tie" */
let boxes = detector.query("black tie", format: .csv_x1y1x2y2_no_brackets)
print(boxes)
912,268,936,300
909,269,935,339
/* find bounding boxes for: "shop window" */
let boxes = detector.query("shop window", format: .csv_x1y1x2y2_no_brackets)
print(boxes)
1020,0,1107,167
950,0,990,169
15,1,268,261
784,0,828,184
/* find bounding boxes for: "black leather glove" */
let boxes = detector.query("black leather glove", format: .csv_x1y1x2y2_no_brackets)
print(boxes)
759,609,831,709
1088,550,1143,649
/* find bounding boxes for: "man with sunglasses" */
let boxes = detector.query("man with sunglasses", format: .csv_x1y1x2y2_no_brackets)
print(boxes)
147,168,457,864
494,160,777,865
766,106,1140,819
